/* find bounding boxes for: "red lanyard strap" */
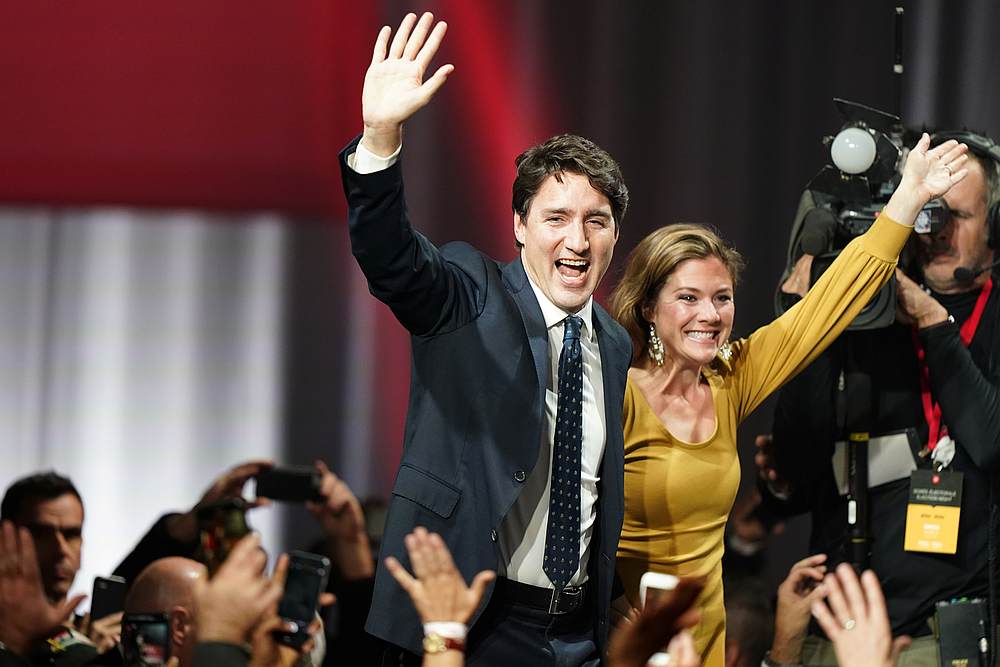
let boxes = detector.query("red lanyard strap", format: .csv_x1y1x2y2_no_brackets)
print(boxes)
911,277,993,451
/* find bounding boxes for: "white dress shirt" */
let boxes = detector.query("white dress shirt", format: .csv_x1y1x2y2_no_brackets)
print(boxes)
498,279,606,588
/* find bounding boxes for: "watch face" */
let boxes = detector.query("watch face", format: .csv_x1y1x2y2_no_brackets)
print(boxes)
423,634,447,654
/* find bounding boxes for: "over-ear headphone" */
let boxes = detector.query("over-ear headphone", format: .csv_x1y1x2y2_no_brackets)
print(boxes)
931,129,1000,249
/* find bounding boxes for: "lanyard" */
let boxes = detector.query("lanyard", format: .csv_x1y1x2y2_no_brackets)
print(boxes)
911,277,993,451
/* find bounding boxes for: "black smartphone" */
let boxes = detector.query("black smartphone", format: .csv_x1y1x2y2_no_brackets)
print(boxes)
276,551,330,648
90,575,127,622
195,498,251,576
121,613,171,666
255,466,323,503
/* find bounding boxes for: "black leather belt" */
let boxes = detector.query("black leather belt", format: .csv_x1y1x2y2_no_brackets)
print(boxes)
495,577,586,615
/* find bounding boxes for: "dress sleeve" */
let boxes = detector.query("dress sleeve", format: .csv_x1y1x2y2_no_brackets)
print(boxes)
728,214,911,421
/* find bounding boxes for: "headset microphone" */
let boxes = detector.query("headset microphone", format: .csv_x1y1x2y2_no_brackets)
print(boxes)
953,257,1000,283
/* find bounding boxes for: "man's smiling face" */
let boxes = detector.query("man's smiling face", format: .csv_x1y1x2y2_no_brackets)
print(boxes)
514,171,618,313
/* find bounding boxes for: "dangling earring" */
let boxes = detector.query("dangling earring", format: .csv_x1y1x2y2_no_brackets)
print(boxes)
718,339,733,362
648,323,665,367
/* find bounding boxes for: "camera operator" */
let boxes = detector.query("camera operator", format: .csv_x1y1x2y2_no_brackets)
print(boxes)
758,130,1000,666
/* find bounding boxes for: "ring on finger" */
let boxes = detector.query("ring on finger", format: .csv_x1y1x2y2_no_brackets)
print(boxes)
843,618,856,631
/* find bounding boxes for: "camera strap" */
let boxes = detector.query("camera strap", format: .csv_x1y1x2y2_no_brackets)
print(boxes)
910,276,993,459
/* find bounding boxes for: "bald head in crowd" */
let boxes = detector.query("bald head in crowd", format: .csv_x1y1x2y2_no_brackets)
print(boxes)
125,557,206,666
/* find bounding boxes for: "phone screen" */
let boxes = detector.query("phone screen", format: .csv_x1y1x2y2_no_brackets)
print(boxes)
279,563,324,624
122,614,171,667
277,552,329,645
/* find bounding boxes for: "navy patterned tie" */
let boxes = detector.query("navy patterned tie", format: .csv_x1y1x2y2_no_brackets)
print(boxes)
543,315,583,591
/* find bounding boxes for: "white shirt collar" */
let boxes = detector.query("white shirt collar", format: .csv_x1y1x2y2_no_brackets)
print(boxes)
524,272,596,341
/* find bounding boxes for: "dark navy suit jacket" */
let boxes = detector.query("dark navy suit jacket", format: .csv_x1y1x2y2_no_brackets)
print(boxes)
340,135,631,655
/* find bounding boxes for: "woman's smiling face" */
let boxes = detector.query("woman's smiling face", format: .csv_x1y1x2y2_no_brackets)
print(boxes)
646,255,735,368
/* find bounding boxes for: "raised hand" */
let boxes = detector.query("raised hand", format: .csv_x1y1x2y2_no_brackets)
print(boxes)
307,461,366,542
194,534,285,645
384,527,494,624
0,521,86,656
166,459,273,543
361,12,454,156
900,134,969,201
771,554,828,663
811,563,910,667
83,610,123,654
755,434,794,499
885,134,969,224
306,460,373,580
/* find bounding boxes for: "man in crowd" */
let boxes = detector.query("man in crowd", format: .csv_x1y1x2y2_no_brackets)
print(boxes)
123,558,207,666
759,129,1000,665
0,472,120,662
343,11,632,665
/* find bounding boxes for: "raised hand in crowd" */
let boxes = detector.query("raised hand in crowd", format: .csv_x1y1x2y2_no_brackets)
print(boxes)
730,490,779,544
306,460,373,580
769,554,828,665
361,11,454,156
385,527,495,666
247,612,322,667
194,533,284,646
811,563,911,667
165,460,274,543
606,576,704,667
754,434,792,498
81,609,123,654
0,520,86,657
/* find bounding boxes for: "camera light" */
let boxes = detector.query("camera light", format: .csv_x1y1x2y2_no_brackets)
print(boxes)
830,127,877,175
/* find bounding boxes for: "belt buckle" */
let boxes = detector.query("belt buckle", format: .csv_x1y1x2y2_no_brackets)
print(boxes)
548,585,580,615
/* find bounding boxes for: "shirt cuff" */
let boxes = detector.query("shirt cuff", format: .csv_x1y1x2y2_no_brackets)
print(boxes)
918,316,959,342
347,141,402,174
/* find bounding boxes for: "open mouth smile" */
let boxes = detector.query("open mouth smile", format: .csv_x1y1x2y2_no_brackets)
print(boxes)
555,259,590,280
684,330,719,342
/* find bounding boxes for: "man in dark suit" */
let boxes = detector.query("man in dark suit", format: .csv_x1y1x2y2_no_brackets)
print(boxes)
340,12,633,666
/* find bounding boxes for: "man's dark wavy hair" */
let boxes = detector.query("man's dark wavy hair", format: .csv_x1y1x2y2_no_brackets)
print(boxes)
512,134,629,248
1,471,83,522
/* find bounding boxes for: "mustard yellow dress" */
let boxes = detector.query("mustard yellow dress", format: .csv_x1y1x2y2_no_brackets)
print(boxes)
616,215,911,667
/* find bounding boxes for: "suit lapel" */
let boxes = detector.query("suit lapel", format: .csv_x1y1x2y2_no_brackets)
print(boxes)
593,304,628,519
503,257,549,395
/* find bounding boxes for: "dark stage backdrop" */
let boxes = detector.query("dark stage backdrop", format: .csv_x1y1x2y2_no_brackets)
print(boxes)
2,0,998,584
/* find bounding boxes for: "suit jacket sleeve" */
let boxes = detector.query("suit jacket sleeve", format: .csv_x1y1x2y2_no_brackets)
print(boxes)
340,135,486,337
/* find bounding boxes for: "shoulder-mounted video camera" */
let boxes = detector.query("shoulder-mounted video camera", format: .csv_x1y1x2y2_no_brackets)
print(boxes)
775,98,950,330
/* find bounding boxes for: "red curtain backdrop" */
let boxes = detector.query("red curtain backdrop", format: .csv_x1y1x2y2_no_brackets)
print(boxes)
0,1,376,216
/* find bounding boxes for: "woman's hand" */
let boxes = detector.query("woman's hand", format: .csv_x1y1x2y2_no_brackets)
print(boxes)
884,134,968,224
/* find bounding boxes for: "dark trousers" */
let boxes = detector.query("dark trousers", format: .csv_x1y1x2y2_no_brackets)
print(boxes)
380,580,600,667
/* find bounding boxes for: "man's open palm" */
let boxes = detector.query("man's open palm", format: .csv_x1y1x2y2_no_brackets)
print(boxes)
362,12,453,147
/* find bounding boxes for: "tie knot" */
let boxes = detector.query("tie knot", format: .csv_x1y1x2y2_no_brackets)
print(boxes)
563,315,583,342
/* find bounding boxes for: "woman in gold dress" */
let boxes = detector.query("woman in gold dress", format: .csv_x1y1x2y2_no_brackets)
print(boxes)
610,134,968,667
